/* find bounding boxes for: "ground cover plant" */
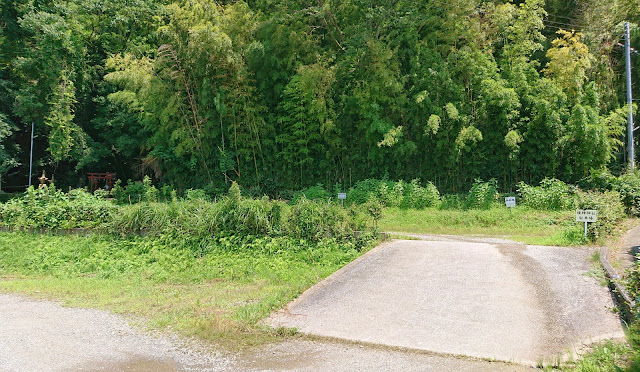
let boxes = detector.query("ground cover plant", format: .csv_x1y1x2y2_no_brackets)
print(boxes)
379,207,587,246
0,176,638,360
0,182,379,348
0,185,116,229
0,231,376,348
288,178,631,246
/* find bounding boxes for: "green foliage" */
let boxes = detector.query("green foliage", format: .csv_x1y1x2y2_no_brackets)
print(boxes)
0,0,637,199
112,177,174,204
109,190,370,243
347,179,440,210
364,198,383,230
292,184,331,202
465,179,499,210
286,197,367,242
0,185,115,229
516,177,625,240
0,113,19,189
575,190,625,239
517,179,577,210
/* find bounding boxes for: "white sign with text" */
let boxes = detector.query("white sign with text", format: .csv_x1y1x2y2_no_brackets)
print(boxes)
505,197,516,208
576,209,598,222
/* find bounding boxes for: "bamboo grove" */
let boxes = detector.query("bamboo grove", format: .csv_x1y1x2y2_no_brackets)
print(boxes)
0,0,639,193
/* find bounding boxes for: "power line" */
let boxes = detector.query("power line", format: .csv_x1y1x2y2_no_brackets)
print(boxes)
543,18,585,30
544,12,581,22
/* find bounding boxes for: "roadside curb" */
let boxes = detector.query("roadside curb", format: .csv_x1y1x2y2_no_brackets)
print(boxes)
599,246,636,323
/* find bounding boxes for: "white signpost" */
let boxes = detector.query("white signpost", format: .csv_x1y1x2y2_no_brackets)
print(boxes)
338,193,347,207
505,197,516,208
576,209,598,237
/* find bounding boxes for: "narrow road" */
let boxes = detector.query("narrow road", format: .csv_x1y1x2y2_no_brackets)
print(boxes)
0,236,626,371
0,293,530,371
269,238,625,366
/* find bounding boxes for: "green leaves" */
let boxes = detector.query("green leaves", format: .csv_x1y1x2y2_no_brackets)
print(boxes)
0,0,636,194
544,30,593,97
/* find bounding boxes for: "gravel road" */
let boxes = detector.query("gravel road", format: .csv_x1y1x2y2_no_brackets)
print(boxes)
0,294,233,372
0,293,530,372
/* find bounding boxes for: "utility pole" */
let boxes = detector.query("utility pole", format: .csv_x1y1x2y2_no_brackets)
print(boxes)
626,22,635,170
28,122,34,187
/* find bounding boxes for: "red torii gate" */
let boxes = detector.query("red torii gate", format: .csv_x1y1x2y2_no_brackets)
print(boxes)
88,173,116,192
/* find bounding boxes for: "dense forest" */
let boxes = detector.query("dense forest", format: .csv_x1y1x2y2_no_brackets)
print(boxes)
0,0,639,194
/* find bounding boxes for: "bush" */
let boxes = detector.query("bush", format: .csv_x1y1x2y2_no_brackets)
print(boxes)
183,188,209,201
401,179,440,209
110,184,371,242
112,176,172,204
465,179,498,209
346,179,439,209
517,178,576,210
612,172,640,216
286,197,365,241
292,184,331,202
439,194,465,210
346,179,382,205
0,185,116,229
575,190,625,239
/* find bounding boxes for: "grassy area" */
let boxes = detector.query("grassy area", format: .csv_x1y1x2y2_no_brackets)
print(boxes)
0,231,375,349
380,206,593,246
539,340,638,371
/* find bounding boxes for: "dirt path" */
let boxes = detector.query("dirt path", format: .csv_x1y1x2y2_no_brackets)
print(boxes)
269,239,625,366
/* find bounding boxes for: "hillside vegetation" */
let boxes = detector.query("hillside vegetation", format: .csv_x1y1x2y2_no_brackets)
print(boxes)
1,0,639,194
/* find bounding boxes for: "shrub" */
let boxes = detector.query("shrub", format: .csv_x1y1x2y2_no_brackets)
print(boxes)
0,185,116,229
292,184,330,202
286,197,349,241
517,178,576,210
400,179,440,209
575,190,625,239
612,172,640,216
364,198,384,229
109,184,371,242
183,188,209,201
346,179,440,209
347,179,382,205
439,194,465,210
466,179,498,209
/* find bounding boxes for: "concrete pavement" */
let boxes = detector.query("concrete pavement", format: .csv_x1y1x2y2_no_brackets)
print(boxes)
269,238,625,366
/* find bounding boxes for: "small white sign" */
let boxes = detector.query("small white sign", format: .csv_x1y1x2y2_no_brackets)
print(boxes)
505,197,516,208
576,209,598,222
338,193,347,200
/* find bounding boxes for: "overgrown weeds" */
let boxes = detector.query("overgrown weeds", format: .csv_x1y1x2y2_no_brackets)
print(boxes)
0,231,378,349
0,185,115,229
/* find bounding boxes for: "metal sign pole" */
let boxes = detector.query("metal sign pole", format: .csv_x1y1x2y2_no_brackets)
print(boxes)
626,22,635,170
584,221,588,237
28,122,34,187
